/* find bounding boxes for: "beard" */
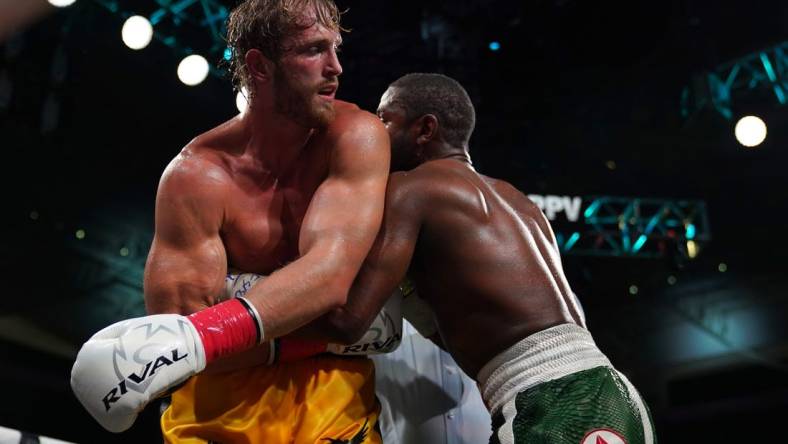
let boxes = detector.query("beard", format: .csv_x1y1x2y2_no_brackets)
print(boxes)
273,65,336,128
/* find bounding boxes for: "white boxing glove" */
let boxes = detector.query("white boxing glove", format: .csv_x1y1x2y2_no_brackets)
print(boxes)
70,314,205,432
223,268,265,300
71,298,262,433
326,285,403,355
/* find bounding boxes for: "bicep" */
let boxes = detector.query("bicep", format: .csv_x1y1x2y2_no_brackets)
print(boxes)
298,116,390,284
143,164,228,315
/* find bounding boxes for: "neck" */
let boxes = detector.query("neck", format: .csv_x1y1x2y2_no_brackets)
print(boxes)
240,99,315,174
424,142,472,165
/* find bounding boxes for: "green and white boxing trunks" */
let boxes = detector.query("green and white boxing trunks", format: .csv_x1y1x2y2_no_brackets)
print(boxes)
477,324,656,444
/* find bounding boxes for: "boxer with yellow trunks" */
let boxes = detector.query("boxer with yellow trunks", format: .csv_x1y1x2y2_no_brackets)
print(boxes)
162,357,378,444
71,0,391,440
160,271,403,444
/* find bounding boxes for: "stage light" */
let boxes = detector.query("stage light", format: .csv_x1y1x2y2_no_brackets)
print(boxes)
120,247,129,257
734,115,767,147
584,200,601,219
685,223,696,240
628,285,639,295
718,263,728,273
632,234,647,253
236,88,249,113
489,41,501,51
667,275,677,285
75,229,85,240
122,16,153,50
564,232,580,250
178,55,209,86
687,240,698,259
48,0,76,7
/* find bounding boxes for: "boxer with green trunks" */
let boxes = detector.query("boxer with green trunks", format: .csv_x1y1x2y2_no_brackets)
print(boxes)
314,73,657,444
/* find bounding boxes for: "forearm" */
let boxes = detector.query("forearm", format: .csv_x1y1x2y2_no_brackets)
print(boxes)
288,313,363,344
227,268,404,358
245,250,359,340
294,302,390,345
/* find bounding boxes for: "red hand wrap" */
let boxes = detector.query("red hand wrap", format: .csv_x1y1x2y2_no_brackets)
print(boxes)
277,338,328,363
187,299,258,364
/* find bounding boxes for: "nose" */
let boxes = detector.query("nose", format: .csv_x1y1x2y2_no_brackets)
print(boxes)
325,48,343,77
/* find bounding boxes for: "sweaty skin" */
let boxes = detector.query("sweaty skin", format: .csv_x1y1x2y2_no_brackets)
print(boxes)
143,100,388,369
324,160,585,377
143,11,390,362
309,81,585,377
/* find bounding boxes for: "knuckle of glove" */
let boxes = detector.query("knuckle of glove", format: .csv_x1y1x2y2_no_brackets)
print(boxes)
71,314,200,432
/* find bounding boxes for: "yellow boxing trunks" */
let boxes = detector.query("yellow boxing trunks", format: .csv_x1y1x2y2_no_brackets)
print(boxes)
161,356,381,444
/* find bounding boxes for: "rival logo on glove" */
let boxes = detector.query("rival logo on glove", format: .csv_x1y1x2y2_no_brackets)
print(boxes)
337,332,401,354
102,348,189,411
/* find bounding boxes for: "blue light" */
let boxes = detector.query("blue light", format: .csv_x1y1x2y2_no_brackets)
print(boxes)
584,201,601,219
489,41,501,51
223,48,232,61
760,52,786,104
564,232,581,251
685,223,696,240
632,235,648,253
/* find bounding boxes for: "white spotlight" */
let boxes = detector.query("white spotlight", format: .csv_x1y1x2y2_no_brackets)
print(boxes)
734,115,767,148
236,88,249,113
122,16,153,50
177,55,210,86
48,0,77,7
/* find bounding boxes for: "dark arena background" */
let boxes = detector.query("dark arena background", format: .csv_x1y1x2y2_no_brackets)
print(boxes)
1,0,787,442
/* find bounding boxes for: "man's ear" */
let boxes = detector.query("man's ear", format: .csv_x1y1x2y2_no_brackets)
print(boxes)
245,49,275,84
415,114,439,145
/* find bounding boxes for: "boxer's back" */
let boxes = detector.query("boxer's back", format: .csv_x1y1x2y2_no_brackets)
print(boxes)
402,159,585,376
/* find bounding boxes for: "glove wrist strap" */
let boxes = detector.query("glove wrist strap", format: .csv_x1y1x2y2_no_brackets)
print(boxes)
187,298,261,364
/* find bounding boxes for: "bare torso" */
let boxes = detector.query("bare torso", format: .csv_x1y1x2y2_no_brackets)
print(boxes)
188,129,324,274
156,101,361,309
403,160,585,376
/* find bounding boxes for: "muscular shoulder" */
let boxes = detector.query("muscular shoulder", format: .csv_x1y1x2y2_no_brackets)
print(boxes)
383,168,441,214
158,141,233,202
312,101,389,178
321,100,388,151
481,175,522,199
388,162,494,218
152,143,232,241
401,162,475,197
481,174,541,214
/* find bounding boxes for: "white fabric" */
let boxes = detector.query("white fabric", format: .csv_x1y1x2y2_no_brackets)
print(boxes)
477,323,612,415
496,398,518,444
372,321,491,444
401,290,438,338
